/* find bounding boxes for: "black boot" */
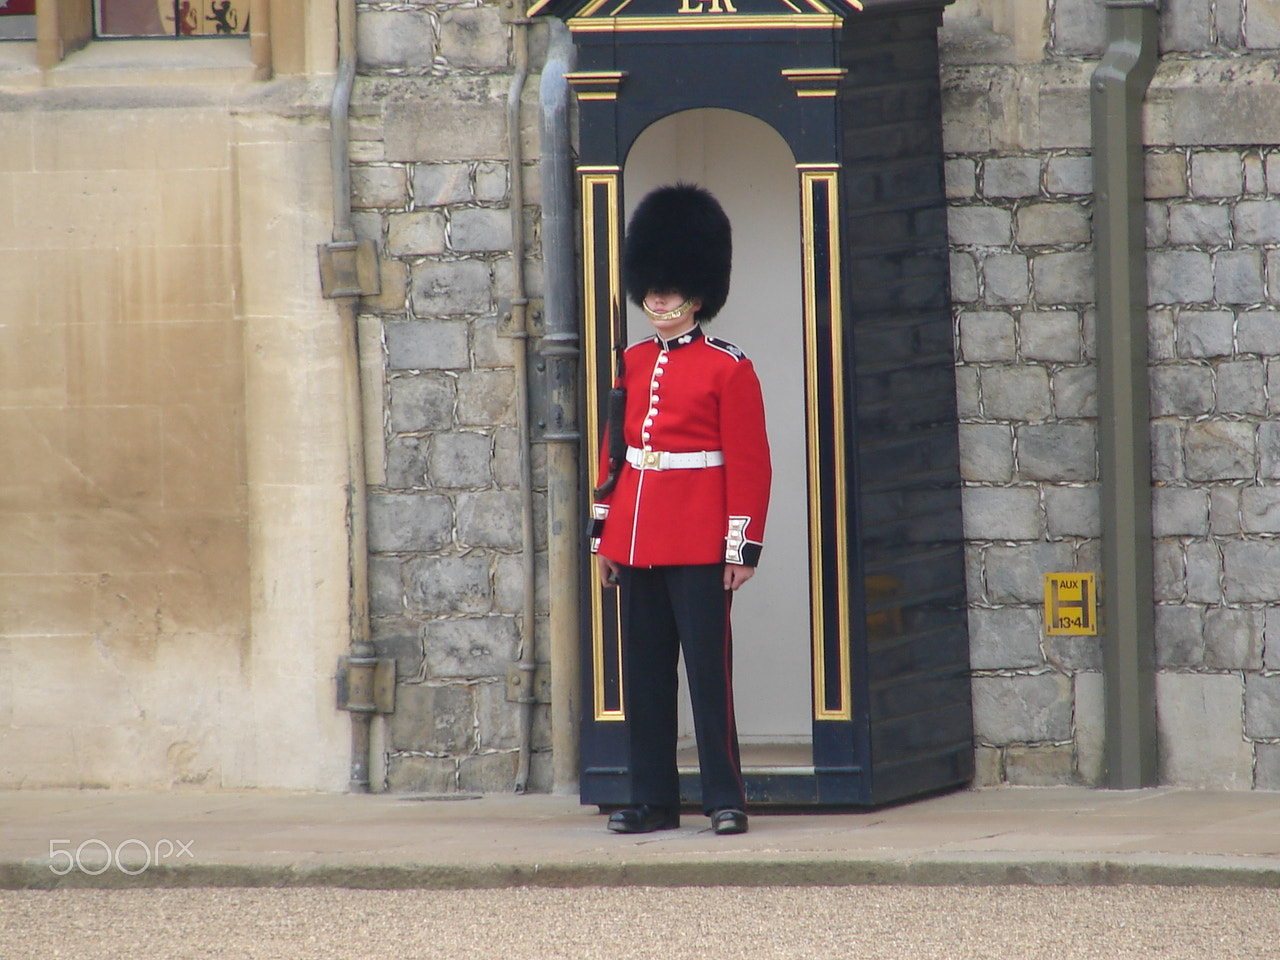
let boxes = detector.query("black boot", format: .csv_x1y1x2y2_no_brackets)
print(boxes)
607,805,680,834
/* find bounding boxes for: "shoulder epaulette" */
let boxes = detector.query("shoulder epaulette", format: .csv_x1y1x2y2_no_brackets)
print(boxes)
705,336,745,361
624,337,658,355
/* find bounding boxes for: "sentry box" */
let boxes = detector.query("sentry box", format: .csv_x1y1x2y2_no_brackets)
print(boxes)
534,0,972,807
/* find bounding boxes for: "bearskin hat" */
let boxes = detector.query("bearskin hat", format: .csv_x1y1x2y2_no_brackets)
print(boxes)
622,183,732,322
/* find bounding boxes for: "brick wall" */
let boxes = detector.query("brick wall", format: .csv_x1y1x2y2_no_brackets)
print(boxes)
1052,0,1280,56
1147,147,1280,788
947,142,1105,785
351,0,553,792
946,7,1280,788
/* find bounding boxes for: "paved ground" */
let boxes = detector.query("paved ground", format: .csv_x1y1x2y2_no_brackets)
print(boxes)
2,785,1279,889
3,786,1280,958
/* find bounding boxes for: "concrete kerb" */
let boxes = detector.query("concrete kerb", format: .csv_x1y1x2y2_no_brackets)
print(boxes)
6,787,1280,891
7,856,1280,892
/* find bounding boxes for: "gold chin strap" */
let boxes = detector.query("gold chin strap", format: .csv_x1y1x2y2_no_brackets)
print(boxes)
642,299,694,321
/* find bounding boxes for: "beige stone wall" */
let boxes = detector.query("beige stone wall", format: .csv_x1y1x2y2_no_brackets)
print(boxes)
235,109,354,791
0,88,352,790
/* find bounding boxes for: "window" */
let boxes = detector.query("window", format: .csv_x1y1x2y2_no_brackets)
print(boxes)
96,0,249,37
8,0,276,74
0,0,36,41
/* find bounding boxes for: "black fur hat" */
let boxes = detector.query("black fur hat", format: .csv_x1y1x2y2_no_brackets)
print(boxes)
622,183,732,322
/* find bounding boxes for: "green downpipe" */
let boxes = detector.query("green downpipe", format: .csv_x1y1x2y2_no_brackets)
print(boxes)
1091,0,1161,788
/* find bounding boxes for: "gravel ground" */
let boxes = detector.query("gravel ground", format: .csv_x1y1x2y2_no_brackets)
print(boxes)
3,885,1280,960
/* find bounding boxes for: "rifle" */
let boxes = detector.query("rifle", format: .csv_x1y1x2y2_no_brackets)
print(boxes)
592,294,627,500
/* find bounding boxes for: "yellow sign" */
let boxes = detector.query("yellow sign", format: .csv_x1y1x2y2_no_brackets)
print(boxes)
1044,573,1097,636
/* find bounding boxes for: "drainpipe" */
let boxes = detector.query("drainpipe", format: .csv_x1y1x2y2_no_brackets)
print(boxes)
321,0,387,792
505,0,539,794
330,0,357,249
1091,0,1160,788
539,19,581,794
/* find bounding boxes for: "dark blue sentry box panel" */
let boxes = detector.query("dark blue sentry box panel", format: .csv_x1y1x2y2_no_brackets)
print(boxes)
535,0,972,807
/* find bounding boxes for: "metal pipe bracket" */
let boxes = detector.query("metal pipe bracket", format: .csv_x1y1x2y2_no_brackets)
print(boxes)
319,240,381,299
337,656,397,714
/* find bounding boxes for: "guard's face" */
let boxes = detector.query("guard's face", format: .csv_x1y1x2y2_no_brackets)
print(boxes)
643,290,701,340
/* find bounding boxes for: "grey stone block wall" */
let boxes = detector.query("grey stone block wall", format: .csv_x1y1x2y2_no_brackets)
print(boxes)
1051,0,1280,56
949,139,1104,786
1144,145,1280,789
944,17,1280,788
348,0,1280,794
352,0,551,794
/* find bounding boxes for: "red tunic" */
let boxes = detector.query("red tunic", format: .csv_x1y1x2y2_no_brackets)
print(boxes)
591,325,771,568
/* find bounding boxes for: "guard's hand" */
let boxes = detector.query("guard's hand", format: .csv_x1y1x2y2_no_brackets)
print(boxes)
724,563,754,591
597,555,622,588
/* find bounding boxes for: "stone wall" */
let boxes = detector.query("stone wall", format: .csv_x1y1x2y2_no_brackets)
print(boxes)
1052,0,1280,56
349,0,1280,794
944,3,1280,788
944,106,1105,786
0,83,354,790
351,0,553,792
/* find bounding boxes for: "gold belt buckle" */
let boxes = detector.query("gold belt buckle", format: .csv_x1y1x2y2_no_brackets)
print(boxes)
642,450,662,469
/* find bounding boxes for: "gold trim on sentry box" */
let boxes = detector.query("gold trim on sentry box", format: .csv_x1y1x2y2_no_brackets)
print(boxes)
568,14,843,32
581,170,628,722
566,71,628,101
532,0,861,13
782,67,847,98
799,166,852,722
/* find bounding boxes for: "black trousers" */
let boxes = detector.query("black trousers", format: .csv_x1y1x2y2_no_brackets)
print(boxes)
618,563,745,815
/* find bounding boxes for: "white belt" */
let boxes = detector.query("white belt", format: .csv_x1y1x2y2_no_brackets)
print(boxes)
626,446,725,471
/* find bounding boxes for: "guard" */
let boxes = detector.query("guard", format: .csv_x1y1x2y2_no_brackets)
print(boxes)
590,183,772,836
